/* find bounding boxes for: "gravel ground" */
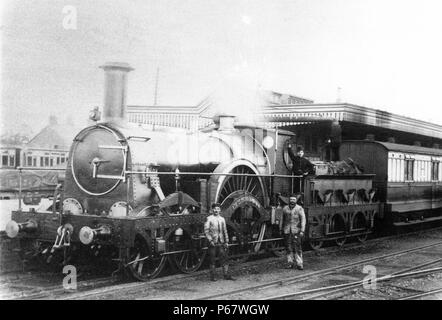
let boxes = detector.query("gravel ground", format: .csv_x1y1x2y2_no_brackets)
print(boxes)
2,227,441,300
58,227,442,300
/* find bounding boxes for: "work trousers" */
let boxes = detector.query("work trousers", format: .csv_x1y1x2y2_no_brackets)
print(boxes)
208,244,228,267
292,176,304,194
284,233,303,267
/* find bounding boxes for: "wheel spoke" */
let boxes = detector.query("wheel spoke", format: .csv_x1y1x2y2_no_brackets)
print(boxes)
179,252,186,266
245,177,254,192
227,179,234,195
137,260,144,275
240,167,245,189
133,253,140,270
218,165,266,205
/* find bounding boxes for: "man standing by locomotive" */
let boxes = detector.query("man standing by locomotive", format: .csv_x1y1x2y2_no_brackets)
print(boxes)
280,195,306,270
204,203,235,281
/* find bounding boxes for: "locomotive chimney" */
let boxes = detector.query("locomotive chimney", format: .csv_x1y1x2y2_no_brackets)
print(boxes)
214,114,237,132
99,62,134,124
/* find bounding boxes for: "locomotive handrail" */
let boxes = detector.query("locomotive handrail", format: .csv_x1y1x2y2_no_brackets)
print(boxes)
16,167,66,171
126,171,304,179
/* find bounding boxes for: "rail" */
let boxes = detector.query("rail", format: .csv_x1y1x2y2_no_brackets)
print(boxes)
196,239,442,300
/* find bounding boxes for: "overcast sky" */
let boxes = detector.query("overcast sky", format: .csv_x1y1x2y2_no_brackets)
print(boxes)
2,0,442,135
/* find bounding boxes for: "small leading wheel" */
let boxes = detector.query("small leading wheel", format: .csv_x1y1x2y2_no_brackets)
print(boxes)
335,237,347,247
356,232,369,243
226,223,249,264
127,234,167,281
167,227,206,274
309,240,324,250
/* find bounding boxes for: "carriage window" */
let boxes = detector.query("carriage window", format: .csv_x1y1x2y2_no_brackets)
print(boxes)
2,155,8,166
27,156,32,166
405,159,414,181
432,161,440,181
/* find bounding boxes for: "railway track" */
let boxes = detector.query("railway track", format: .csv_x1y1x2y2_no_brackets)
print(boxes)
0,274,117,300
398,287,442,300
195,239,442,300
1,226,442,300
263,259,442,300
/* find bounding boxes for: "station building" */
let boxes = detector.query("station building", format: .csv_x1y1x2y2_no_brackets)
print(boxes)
20,116,80,169
0,144,21,169
126,90,442,164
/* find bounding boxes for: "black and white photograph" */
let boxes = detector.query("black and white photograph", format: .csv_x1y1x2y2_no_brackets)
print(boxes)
1,0,442,307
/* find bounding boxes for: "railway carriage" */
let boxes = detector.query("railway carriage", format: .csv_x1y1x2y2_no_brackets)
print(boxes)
3,62,441,280
340,141,442,226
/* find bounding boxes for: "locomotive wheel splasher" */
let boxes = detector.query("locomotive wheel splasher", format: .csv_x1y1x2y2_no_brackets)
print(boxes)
215,164,267,206
211,162,270,262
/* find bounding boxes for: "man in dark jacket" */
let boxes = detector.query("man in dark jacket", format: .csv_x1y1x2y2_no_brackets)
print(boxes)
288,145,314,193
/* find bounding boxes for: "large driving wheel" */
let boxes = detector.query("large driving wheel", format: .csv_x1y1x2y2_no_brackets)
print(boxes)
127,233,167,281
212,162,269,263
167,226,207,274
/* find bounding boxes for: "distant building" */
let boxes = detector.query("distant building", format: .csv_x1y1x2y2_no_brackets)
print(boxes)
126,89,442,162
0,144,21,169
264,90,314,105
21,116,80,168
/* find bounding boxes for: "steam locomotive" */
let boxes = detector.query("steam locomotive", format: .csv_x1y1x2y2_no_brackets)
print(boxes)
4,62,442,280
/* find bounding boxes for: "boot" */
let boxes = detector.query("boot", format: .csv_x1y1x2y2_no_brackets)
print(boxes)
210,265,217,281
222,265,235,280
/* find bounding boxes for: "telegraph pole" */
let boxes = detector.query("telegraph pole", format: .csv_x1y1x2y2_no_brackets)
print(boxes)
154,67,160,106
